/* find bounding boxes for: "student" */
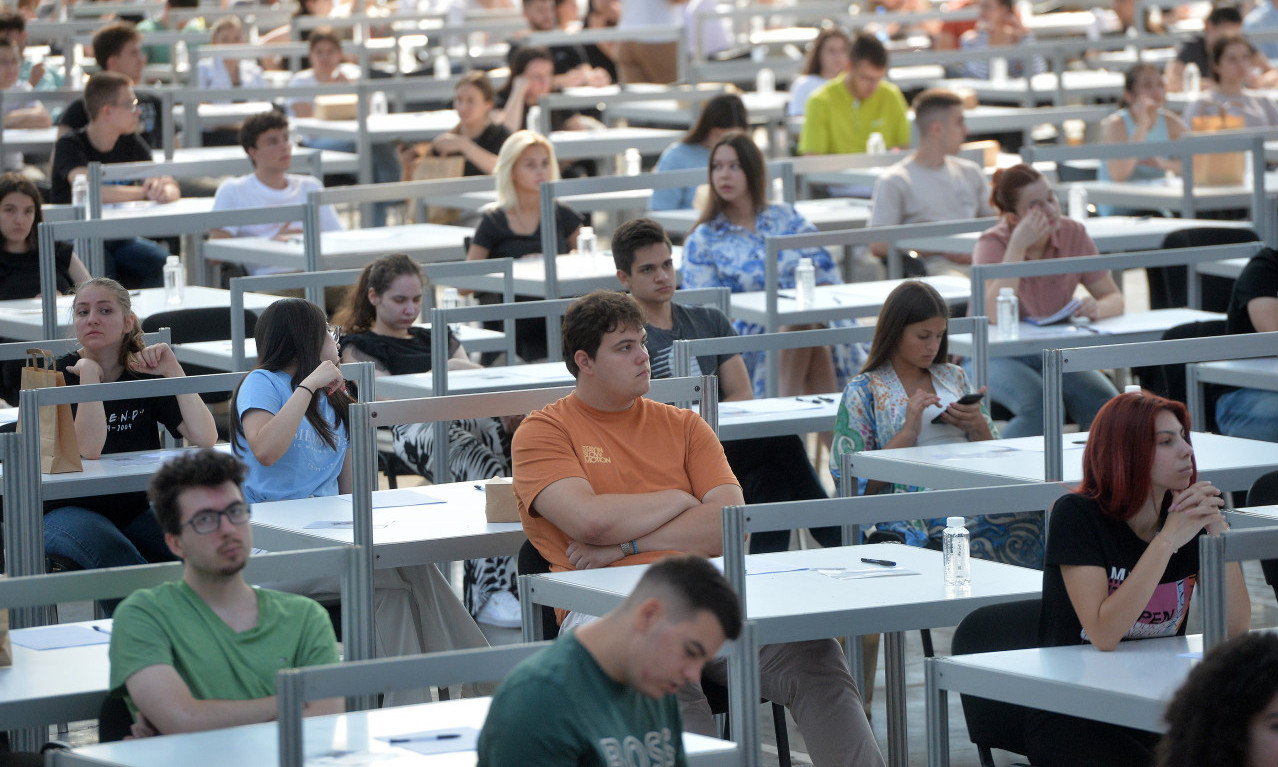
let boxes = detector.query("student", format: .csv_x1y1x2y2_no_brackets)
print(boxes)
494,46,602,139
208,111,343,275
1182,35,1278,127
109,449,341,738
58,22,166,151
0,10,62,90
1166,5,1256,91
682,132,861,398
1097,64,1186,196
970,164,1122,437
959,0,1046,79
613,217,837,553
195,17,265,91
45,278,217,587
137,0,205,66
1215,246,1278,441
868,88,995,274
1028,391,1250,767
788,27,851,118
416,71,510,178
477,555,741,764
511,0,611,89
0,39,50,170
512,289,885,767
798,33,910,156
335,254,522,629
1158,631,1278,767
648,93,749,212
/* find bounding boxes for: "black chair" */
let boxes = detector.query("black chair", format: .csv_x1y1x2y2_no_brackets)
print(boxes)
1147,227,1259,313
950,598,1041,767
1133,319,1228,432
1247,471,1278,605
515,540,791,766
140,307,259,403
96,695,134,743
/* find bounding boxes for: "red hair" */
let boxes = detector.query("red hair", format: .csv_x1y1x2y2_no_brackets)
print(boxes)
989,163,1043,215
1076,391,1196,521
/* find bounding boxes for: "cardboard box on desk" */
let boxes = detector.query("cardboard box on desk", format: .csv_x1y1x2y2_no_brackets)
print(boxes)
485,477,519,523
314,94,358,120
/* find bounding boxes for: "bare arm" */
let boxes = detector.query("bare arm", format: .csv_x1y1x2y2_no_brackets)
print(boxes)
68,167,148,203
495,78,529,133
1163,58,1184,93
632,482,740,556
3,103,51,129
67,253,90,286
338,447,352,494
1248,296,1278,332
1099,112,1138,182
531,475,701,545
718,355,753,402
208,228,232,239
1080,272,1124,320
239,361,345,465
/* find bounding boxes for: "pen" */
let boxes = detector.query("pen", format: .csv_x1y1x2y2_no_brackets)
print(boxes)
474,484,484,491
93,625,111,635
860,557,896,567
390,734,461,743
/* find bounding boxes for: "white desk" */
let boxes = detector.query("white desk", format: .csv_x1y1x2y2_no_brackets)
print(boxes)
98,196,216,220
53,696,741,767
1024,10,1096,36
549,127,684,161
728,275,970,328
376,361,573,399
927,634,1201,766
847,431,1278,492
0,286,280,341
608,90,791,129
2,127,58,153
717,394,839,441
896,216,1256,256
947,308,1225,359
0,620,112,731
1078,173,1278,223
250,482,525,571
33,444,238,502
440,253,653,298
652,197,873,237
201,223,474,271
452,188,654,214
1188,357,1278,427
1196,256,1248,280
934,71,1126,106
526,543,1042,767
292,110,461,144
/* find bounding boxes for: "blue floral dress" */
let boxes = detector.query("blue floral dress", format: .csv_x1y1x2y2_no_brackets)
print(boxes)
830,362,1044,568
681,203,865,397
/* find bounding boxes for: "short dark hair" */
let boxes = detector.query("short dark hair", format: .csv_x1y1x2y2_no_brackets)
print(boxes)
168,0,199,8
308,25,342,51
92,21,141,70
239,110,289,160
912,88,963,133
849,32,888,68
0,10,25,34
562,290,645,377
456,70,496,104
1206,4,1243,27
84,71,131,120
624,555,742,641
149,449,247,535
611,218,673,275
0,38,18,56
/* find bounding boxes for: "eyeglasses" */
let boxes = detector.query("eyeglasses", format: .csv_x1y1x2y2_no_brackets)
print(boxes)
115,98,141,113
327,323,341,342
183,503,251,534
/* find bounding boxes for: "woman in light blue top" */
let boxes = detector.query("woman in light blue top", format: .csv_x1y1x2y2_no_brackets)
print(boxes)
648,94,748,211
1096,63,1186,214
787,27,851,118
682,132,863,397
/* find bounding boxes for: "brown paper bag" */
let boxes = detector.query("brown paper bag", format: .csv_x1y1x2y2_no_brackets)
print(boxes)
314,94,358,121
17,349,82,474
0,597,11,668
411,153,467,225
484,477,519,523
1191,107,1247,186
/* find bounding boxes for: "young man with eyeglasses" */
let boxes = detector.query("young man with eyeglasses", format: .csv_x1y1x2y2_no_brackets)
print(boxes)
107,449,341,738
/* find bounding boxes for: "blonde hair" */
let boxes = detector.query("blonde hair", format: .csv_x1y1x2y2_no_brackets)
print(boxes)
491,130,559,211
71,277,144,369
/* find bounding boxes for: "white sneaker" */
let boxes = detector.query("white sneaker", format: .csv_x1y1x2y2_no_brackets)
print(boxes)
476,591,521,629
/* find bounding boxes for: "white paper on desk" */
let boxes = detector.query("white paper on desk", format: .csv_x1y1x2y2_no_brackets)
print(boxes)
924,444,1019,461
814,567,920,580
1179,651,1203,660
303,520,389,529
711,556,807,576
337,487,444,508
378,727,479,755
1026,298,1082,326
99,451,171,466
11,624,110,650
719,398,826,416
505,366,570,382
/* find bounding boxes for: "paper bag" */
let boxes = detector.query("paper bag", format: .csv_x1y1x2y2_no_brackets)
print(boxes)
484,477,519,523
0,601,10,668
314,94,358,121
1191,107,1246,186
411,153,467,225
18,349,82,474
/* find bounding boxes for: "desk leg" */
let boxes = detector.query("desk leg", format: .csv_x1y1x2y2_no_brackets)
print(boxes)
518,574,542,643
884,630,908,767
926,659,950,767
10,726,44,753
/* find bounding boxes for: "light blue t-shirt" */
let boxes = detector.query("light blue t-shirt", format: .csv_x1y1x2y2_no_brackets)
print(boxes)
235,368,348,503
649,141,711,211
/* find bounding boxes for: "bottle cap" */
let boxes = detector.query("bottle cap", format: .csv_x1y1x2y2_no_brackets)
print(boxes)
947,516,965,528
580,226,594,238
1125,384,1142,395
798,256,812,266
165,255,180,265
1000,287,1015,296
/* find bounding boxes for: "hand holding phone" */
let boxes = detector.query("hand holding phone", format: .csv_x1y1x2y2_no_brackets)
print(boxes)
932,392,985,424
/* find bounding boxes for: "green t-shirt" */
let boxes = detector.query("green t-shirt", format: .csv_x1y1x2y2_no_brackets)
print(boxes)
477,632,688,766
137,17,207,65
797,76,911,156
108,581,338,712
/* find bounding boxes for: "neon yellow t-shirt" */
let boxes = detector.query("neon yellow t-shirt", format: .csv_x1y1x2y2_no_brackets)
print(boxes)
797,76,911,155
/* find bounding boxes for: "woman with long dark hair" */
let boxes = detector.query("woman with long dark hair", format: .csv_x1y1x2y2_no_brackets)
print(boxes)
648,94,750,211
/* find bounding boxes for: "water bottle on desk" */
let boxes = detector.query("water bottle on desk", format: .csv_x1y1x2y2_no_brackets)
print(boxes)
794,257,816,310
624,148,642,176
577,226,598,265
434,52,451,79
526,105,542,133
990,57,1008,83
1183,62,1201,96
71,175,88,212
866,132,886,156
943,516,971,591
163,255,185,306
370,91,388,116
996,287,1019,341
1068,183,1088,222
756,66,775,95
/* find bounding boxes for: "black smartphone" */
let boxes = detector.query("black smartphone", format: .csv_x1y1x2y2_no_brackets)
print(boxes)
932,392,985,424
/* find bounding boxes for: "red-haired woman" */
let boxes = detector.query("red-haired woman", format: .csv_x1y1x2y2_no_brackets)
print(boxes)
968,163,1122,437
1028,391,1251,767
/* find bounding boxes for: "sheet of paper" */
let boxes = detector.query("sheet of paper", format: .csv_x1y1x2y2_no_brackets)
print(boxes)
337,487,444,508
11,624,111,650
711,557,807,576
813,567,920,580
719,397,829,416
303,521,389,529
1026,298,1082,326
378,727,479,756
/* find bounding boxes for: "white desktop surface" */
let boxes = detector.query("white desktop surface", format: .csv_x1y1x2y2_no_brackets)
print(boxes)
32,444,238,502
1079,172,1278,211
201,224,474,270
652,197,872,237
2,127,58,152
936,71,1125,104
947,308,1224,358
0,620,112,731
728,275,970,327
1197,256,1248,280
549,127,683,160
56,696,740,767
99,197,216,219
376,361,573,399
895,216,1255,255
292,110,461,142
1192,357,1278,391
717,395,839,441
439,253,658,298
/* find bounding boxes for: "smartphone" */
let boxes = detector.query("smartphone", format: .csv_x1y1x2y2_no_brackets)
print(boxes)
932,392,985,424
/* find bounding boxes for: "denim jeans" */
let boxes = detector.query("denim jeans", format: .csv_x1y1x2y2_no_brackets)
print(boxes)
105,237,168,289
44,505,175,570
1216,387,1278,443
966,354,1119,438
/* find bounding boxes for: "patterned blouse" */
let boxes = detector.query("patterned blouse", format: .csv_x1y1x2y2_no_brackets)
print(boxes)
829,362,1043,568
681,203,865,397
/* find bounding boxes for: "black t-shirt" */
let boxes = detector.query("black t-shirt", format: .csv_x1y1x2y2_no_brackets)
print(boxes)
471,202,581,261
339,326,460,376
1039,493,1201,648
1175,35,1212,80
0,241,74,299
58,92,164,153
49,351,184,525
1225,247,1278,335
644,303,738,386
427,122,512,177
50,129,153,205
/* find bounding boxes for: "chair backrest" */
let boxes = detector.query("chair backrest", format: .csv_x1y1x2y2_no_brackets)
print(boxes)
140,307,259,345
950,598,1041,761
1133,320,1228,424
516,540,559,641
1151,227,1261,311
1249,470,1278,506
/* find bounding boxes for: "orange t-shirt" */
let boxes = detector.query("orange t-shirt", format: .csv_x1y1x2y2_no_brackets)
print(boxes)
513,392,740,575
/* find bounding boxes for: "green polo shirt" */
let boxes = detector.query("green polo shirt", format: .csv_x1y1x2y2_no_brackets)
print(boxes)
797,76,911,155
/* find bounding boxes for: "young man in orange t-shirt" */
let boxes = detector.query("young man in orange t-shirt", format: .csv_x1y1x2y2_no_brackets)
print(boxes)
512,290,884,767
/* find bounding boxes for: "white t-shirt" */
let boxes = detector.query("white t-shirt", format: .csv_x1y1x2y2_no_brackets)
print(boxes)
196,57,266,91
211,173,343,275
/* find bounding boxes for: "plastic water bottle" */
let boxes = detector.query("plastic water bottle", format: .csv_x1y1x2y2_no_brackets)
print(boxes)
943,516,971,590
440,286,461,311
990,56,1009,83
369,91,388,116
756,66,776,95
1183,61,1201,96
1068,183,1088,222
1125,384,1142,395
866,132,886,155
526,105,542,133
175,40,189,73
624,147,642,176
163,255,184,306
71,175,88,211
1125,25,1138,57
577,226,597,262
433,52,450,79
794,257,816,310
996,287,1019,341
